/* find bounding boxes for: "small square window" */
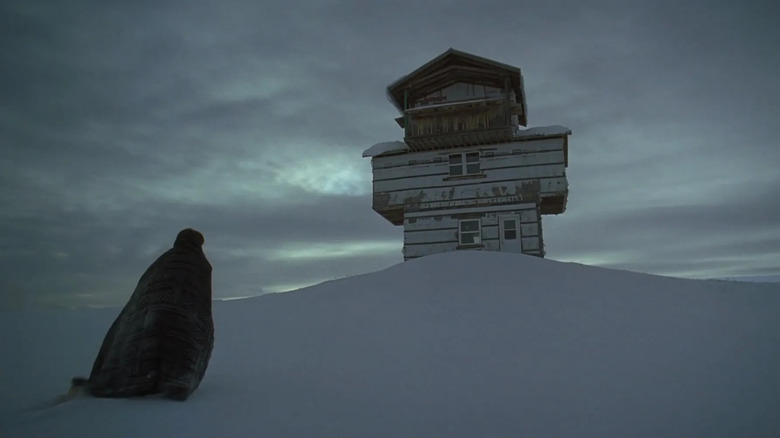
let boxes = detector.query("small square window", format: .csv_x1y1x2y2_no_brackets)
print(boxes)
459,219,481,245
448,152,481,176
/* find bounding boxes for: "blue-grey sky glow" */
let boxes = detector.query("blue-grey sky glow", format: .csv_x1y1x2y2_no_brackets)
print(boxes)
2,0,779,309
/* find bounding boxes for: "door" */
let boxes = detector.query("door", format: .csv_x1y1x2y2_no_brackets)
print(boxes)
498,214,522,253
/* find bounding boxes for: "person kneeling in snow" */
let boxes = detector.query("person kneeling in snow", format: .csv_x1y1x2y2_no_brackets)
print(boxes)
71,228,214,401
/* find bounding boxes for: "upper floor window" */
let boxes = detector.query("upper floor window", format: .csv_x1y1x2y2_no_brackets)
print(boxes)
412,83,504,108
449,152,480,176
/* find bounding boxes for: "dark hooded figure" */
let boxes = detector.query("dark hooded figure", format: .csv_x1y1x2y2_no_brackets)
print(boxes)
72,228,214,401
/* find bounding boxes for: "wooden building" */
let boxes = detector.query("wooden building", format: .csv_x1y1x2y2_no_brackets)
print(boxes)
363,48,571,260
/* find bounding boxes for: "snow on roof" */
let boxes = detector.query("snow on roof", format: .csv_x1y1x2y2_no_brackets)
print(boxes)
513,124,572,139
363,125,570,158
362,141,409,158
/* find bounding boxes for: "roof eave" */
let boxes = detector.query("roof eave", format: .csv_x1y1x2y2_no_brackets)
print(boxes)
386,48,526,119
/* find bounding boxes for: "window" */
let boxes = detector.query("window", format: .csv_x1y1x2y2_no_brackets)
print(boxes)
449,152,480,176
459,219,481,245
503,219,517,240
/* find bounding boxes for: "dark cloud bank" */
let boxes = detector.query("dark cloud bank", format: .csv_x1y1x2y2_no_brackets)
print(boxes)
1,0,778,309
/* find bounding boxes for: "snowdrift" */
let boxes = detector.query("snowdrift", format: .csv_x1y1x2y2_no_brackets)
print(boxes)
2,251,778,438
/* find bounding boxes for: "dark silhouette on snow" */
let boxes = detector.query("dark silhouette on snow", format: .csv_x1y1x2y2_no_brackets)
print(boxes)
72,228,214,401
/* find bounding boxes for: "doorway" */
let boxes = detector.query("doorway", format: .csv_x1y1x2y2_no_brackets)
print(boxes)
498,214,522,253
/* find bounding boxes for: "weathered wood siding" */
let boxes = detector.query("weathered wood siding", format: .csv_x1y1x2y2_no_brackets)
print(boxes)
407,101,508,137
403,203,543,260
371,136,567,218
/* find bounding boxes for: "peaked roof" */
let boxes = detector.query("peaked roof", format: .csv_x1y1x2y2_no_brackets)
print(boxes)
386,48,528,126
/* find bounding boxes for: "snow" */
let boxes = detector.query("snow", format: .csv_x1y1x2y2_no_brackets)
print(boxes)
513,124,572,138
363,125,571,157
362,140,409,157
2,251,779,438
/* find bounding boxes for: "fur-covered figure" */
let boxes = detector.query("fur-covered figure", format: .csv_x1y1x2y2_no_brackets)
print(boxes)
72,228,214,401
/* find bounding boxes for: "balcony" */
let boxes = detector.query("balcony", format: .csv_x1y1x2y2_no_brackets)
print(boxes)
395,98,524,151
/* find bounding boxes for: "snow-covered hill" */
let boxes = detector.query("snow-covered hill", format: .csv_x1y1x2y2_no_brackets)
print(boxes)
2,251,779,438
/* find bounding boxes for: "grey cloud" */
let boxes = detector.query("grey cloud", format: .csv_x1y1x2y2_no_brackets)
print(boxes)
545,182,780,277
0,193,402,308
2,0,779,309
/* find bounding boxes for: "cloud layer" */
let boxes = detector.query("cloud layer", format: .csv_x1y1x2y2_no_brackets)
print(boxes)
2,0,779,308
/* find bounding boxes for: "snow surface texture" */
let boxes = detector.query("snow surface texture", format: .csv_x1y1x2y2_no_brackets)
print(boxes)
361,125,572,157
2,251,779,438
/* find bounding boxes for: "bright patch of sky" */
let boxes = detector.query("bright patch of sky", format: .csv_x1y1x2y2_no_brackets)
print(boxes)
552,250,644,270
117,144,371,205
262,280,324,294
267,240,400,261
274,149,371,196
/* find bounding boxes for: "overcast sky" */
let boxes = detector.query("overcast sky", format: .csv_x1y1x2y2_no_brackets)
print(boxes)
2,0,779,309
